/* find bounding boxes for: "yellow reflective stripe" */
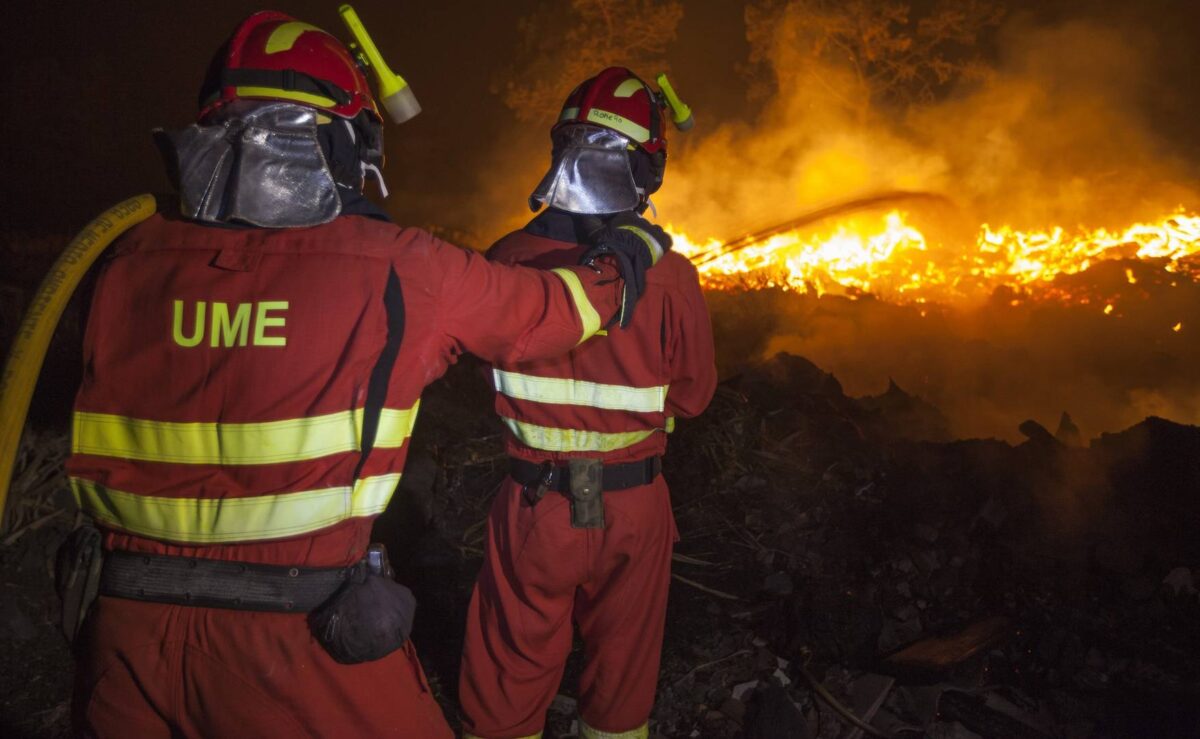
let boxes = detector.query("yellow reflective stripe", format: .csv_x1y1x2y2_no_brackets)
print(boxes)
73,410,361,464
73,403,419,465
550,267,602,344
665,416,676,433
493,369,666,413
70,474,400,544
580,720,648,739
501,418,656,453
265,22,322,53
617,225,662,265
235,87,337,109
559,106,580,121
375,401,421,448
613,78,645,98
586,108,650,142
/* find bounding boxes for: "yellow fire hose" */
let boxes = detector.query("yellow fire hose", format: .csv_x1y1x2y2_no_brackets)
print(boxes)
0,194,157,521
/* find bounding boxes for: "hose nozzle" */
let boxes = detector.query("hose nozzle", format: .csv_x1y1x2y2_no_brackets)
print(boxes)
339,4,421,124
655,73,693,132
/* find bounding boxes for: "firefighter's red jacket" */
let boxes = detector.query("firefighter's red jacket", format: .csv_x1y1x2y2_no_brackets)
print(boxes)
487,215,717,463
66,212,628,566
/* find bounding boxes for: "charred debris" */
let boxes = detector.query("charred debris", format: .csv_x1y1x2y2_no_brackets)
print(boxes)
2,352,1199,737
406,351,1200,738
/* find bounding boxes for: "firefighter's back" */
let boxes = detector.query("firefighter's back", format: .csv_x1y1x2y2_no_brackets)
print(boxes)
487,228,699,464
70,212,422,567
460,219,715,739
68,210,461,736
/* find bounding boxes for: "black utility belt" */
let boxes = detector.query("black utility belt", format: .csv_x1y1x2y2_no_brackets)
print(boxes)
508,455,662,493
96,545,415,665
100,550,358,613
509,455,662,529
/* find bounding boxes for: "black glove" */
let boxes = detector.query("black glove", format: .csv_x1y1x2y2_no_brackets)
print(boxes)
578,212,673,328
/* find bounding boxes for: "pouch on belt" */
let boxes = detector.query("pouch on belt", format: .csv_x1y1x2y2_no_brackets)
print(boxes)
54,523,103,644
568,458,606,529
309,543,417,664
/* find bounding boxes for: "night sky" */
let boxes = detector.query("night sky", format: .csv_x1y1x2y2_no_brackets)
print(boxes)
1,0,1198,240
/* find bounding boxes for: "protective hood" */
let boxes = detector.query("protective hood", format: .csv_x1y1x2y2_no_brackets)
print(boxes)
155,101,341,228
528,124,641,215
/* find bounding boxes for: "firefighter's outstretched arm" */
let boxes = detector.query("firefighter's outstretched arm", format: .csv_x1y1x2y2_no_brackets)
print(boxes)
428,232,663,364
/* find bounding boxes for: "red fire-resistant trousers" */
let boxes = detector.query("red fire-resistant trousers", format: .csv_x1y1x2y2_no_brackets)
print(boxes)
459,475,677,738
73,594,453,738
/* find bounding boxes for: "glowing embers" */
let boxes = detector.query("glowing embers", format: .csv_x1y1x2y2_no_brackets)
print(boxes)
673,211,928,296
674,210,1200,303
975,213,1200,287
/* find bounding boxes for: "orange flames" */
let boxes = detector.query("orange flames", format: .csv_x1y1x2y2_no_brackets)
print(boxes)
672,210,1200,305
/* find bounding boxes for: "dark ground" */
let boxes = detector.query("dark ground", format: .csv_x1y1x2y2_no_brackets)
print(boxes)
2,239,1200,737
3,351,1200,738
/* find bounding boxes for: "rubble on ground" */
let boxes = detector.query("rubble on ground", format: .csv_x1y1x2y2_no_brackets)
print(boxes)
2,352,1199,737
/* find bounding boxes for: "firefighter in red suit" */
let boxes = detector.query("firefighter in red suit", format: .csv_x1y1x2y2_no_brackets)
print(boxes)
458,68,718,739
66,15,668,738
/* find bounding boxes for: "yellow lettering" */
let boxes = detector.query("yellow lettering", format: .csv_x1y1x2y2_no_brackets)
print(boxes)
210,302,251,347
172,300,205,347
173,300,288,348
253,301,288,347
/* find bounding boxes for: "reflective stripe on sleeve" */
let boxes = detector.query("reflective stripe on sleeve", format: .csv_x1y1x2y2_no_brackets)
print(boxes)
70,473,401,544
550,267,602,344
616,224,663,265
501,418,656,453
493,369,667,413
72,401,420,465
579,720,649,739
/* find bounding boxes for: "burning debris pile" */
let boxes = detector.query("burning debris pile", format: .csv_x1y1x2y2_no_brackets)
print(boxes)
672,207,1200,306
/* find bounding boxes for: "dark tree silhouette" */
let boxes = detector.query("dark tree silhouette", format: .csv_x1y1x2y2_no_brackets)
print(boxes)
745,0,1003,121
494,0,684,121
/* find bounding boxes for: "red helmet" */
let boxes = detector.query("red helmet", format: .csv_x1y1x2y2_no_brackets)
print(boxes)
554,67,668,156
199,11,380,122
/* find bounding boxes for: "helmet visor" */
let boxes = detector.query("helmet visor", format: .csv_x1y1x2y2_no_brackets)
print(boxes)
529,125,640,214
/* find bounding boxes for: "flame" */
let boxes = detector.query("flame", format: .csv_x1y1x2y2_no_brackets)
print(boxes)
672,210,1200,303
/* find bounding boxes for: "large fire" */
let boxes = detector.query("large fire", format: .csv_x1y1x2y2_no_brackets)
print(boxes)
672,210,1200,305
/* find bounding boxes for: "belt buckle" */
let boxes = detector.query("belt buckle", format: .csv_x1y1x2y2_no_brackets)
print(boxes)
365,543,394,579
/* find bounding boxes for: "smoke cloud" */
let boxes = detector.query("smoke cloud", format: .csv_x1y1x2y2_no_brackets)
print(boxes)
658,9,1197,238
669,5,1200,439
466,2,1200,439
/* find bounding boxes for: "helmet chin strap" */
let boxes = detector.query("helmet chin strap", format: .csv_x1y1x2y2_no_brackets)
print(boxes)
633,186,657,217
362,162,389,198
340,117,389,198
